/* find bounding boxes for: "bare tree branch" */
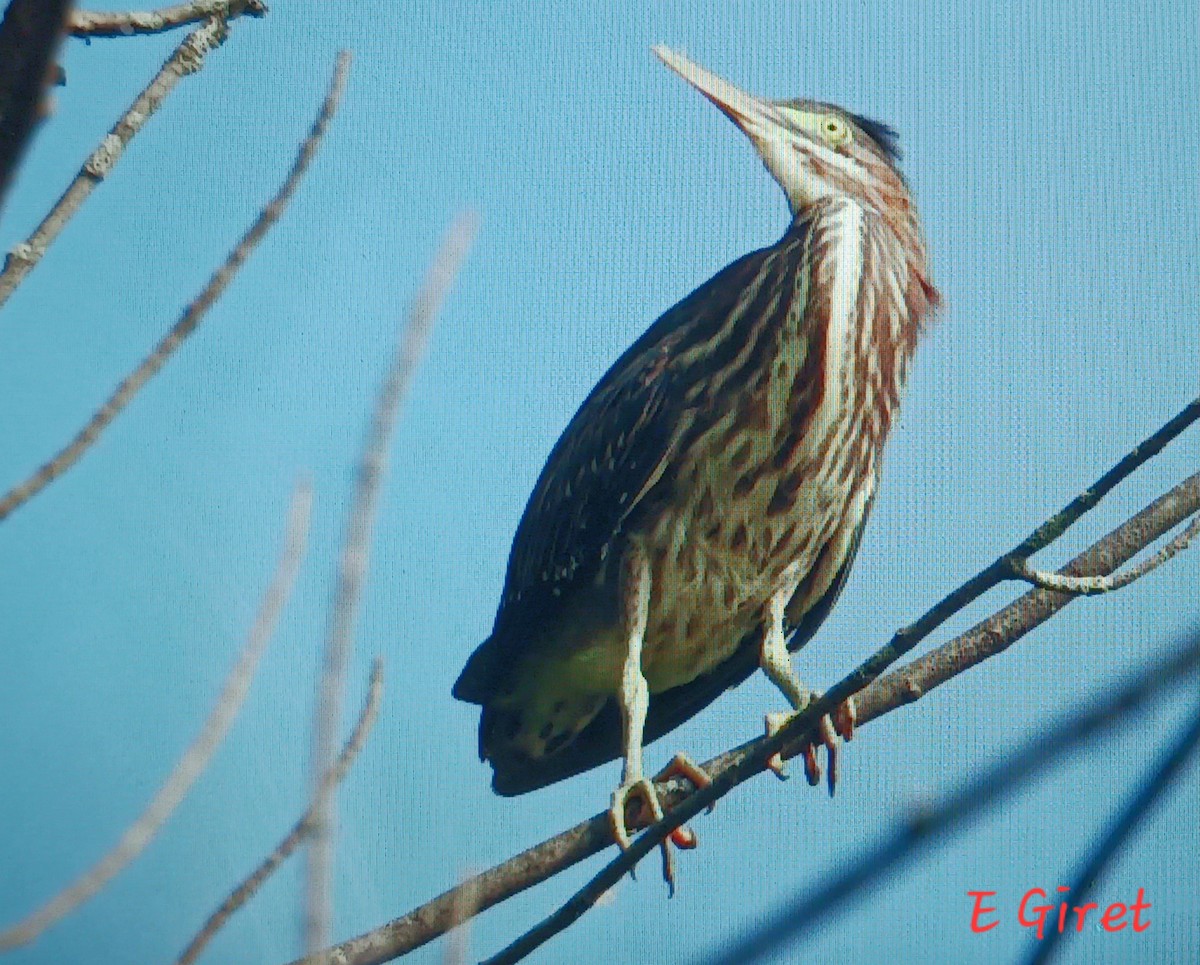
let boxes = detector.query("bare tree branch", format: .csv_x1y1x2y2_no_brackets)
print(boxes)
0,16,231,311
68,0,264,38
174,658,384,965
289,397,1199,965
0,49,348,524
700,629,1200,965
482,472,1200,965
0,0,71,217
0,480,312,953
1011,512,1198,595
1024,696,1200,965
304,211,479,953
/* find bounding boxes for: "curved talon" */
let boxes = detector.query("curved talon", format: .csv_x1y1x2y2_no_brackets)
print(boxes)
764,712,792,780
834,696,857,742
650,752,712,895
802,740,821,786
766,699,853,793
817,713,839,795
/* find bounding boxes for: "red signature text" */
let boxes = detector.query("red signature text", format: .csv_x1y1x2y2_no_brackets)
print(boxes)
968,887,1151,938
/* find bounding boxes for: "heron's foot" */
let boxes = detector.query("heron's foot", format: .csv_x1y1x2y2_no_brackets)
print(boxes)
609,776,664,853
654,752,715,816
650,753,714,895
763,694,857,794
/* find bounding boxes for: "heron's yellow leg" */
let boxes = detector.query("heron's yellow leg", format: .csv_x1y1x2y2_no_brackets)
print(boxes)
609,544,662,851
759,579,856,793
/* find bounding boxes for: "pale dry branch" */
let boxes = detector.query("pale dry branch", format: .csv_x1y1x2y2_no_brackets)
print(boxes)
289,398,1198,965
174,658,384,965
0,51,349,523
304,211,479,953
68,0,264,37
0,481,312,953
0,16,230,311
1011,512,1199,596
705,629,1200,965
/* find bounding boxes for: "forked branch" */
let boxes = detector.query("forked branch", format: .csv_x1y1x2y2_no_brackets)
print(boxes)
174,658,384,965
68,0,265,37
483,472,1200,965
1009,512,1198,595
0,50,348,523
292,394,1199,965
0,16,232,311
0,481,312,952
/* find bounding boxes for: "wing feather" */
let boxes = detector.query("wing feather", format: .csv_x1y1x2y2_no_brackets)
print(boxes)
488,244,780,642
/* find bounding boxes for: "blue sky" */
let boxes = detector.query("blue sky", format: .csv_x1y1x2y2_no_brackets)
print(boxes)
1,1,1197,963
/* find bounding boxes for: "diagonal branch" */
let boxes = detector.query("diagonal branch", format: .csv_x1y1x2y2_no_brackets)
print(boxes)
0,480,312,953
289,396,1199,965
0,15,232,311
303,211,478,953
1011,512,1199,595
68,0,264,38
174,658,384,965
481,472,1200,965
700,629,1200,965
1024,695,1200,965
0,50,348,524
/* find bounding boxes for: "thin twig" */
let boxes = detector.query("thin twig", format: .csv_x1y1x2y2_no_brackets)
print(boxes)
303,211,479,953
174,658,384,965
0,482,312,952
0,50,349,523
0,0,72,215
0,16,229,311
289,470,1200,964
68,0,265,37
482,471,1200,965
1012,513,1199,595
1024,697,1200,965
698,630,1200,965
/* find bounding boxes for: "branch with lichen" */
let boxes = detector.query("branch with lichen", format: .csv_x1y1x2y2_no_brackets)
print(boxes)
0,16,236,312
0,51,347,523
68,0,265,38
286,396,1199,965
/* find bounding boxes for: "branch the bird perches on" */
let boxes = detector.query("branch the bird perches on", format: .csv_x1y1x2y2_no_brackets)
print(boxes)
293,397,1199,965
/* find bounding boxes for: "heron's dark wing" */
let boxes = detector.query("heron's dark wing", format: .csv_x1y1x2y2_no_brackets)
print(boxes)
497,337,680,621
486,517,867,795
454,244,785,709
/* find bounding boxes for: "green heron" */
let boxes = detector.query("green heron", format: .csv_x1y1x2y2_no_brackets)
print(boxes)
455,46,938,880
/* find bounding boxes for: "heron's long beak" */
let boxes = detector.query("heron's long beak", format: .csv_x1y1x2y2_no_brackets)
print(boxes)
653,46,782,141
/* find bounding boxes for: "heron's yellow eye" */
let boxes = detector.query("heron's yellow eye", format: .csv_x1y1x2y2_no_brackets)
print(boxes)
822,116,849,145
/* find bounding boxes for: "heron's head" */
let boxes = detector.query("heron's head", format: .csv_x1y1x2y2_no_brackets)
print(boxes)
654,47,913,228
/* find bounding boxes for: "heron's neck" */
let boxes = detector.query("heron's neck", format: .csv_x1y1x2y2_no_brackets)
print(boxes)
791,194,937,319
